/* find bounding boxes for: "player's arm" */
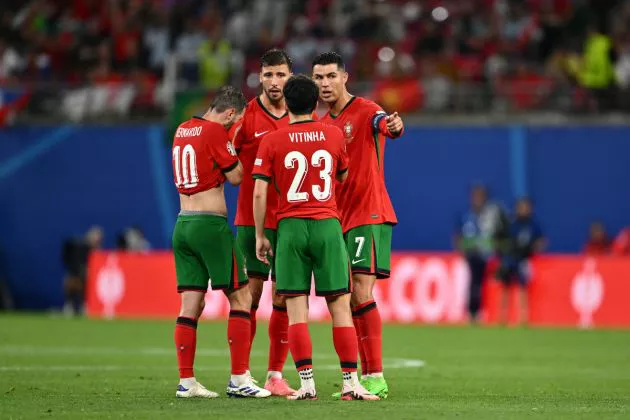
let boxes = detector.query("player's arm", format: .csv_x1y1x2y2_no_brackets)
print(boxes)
336,168,348,183
230,119,246,155
211,129,243,185
252,140,274,263
223,161,243,185
372,110,404,139
336,133,350,182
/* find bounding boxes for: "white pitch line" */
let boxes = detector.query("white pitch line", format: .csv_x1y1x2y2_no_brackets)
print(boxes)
0,359,425,372
0,346,425,365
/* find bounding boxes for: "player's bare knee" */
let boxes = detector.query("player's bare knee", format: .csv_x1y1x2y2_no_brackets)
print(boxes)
272,290,286,308
326,294,353,326
179,291,204,318
352,278,374,305
225,286,252,312
249,277,265,306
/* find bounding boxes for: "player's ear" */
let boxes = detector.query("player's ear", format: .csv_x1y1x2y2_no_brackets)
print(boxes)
342,71,348,84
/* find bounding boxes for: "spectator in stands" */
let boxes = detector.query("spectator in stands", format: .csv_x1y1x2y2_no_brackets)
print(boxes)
578,22,618,112
496,197,545,326
455,184,508,324
61,225,103,316
584,221,612,254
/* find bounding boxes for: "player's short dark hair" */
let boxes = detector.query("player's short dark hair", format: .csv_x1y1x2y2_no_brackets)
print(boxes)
312,51,345,70
283,74,319,116
260,48,293,71
210,86,247,113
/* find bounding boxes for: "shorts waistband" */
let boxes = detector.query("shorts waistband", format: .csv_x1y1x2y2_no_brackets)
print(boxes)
178,210,227,217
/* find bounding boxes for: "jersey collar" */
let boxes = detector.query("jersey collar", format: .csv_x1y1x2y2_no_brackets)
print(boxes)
328,96,356,119
290,119,315,125
257,96,288,120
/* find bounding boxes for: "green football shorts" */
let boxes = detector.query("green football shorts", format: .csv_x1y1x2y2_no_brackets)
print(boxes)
236,225,276,280
344,223,393,279
172,214,248,292
275,217,351,297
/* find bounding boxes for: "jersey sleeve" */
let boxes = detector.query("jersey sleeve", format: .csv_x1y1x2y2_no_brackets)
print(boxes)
368,101,404,139
252,137,273,182
208,128,239,173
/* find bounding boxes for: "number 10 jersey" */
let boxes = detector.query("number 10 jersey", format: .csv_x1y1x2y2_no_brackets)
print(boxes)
172,117,239,195
252,120,349,222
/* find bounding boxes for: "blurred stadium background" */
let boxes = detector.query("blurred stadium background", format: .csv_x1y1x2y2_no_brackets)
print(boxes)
1,0,630,417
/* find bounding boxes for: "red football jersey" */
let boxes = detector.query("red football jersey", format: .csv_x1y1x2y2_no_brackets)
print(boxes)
320,96,398,232
253,120,349,222
231,97,289,229
172,117,238,195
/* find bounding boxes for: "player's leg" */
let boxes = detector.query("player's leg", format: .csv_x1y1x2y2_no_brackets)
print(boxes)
312,218,378,401
346,224,391,398
172,216,217,398
518,260,531,326
197,216,269,398
496,258,512,326
236,226,267,354
275,218,315,400
285,295,316,400
262,228,293,393
265,279,294,395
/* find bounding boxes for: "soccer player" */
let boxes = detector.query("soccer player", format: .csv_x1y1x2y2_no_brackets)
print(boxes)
252,74,379,401
171,86,270,399
231,49,295,395
312,52,404,399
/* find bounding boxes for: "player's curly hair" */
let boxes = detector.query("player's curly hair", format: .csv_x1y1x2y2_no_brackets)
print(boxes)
283,74,319,116
312,51,345,70
260,48,293,71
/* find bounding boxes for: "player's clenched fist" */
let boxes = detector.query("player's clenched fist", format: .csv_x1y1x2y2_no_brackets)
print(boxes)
386,112,403,135
255,235,273,264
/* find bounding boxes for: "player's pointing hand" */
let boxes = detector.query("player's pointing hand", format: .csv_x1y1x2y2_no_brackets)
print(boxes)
256,235,273,265
386,112,403,135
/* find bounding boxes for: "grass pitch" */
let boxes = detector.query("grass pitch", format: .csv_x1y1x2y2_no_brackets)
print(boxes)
0,314,628,419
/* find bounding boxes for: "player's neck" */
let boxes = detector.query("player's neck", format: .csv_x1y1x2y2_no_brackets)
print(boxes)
329,91,353,116
259,94,286,118
289,113,313,124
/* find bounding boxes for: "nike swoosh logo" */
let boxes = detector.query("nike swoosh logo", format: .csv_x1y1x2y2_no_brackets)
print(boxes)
254,131,269,138
352,258,366,264
280,340,289,344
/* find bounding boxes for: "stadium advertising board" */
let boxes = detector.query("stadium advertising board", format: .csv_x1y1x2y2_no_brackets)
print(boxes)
86,252,630,328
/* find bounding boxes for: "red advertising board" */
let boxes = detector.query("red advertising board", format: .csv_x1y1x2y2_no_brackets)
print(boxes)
86,251,630,328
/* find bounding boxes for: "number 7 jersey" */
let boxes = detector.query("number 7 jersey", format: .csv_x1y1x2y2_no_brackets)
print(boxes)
252,120,349,221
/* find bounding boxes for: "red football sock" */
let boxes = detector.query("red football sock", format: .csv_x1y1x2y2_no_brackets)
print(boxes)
268,305,290,372
228,310,251,375
356,300,383,374
247,304,258,369
333,326,358,372
288,322,312,371
352,310,368,375
175,317,197,378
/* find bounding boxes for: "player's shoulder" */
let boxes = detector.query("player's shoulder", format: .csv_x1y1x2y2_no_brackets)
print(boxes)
316,121,344,136
176,117,221,136
353,96,384,115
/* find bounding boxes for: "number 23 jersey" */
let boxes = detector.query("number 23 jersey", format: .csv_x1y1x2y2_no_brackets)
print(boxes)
252,120,349,221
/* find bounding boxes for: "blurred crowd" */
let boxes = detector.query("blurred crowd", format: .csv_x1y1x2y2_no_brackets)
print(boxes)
2,0,630,116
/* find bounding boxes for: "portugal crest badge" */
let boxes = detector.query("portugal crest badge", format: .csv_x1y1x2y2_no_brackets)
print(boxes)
343,121,354,142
